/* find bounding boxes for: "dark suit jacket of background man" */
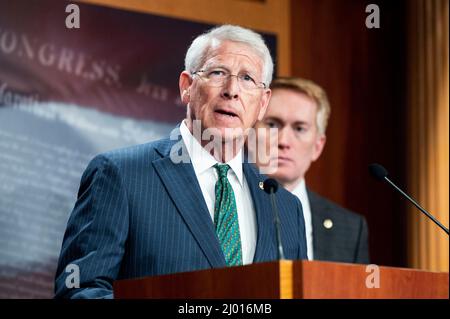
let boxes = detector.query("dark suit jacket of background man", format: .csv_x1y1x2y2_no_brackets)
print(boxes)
54,128,308,298
308,190,369,264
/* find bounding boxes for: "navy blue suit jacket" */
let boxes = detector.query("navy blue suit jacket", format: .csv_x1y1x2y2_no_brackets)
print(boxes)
309,190,370,264
55,130,307,298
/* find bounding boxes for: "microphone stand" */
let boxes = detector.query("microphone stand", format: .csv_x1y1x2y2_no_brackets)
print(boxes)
268,188,286,260
383,176,449,235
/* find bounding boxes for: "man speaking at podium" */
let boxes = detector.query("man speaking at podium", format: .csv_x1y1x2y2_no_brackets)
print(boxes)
54,25,308,299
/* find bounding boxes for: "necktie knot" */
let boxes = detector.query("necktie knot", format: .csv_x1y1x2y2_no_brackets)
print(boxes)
214,163,230,180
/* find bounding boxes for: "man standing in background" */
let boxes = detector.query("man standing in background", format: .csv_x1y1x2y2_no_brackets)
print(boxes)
251,77,369,263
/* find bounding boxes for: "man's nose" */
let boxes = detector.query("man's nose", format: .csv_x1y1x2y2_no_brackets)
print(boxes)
221,75,240,100
278,127,293,150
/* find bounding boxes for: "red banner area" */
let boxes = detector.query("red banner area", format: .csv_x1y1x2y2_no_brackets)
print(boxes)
0,0,205,122
0,0,277,299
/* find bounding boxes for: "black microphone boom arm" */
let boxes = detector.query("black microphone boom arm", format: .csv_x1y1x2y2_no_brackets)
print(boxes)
369,163,449,235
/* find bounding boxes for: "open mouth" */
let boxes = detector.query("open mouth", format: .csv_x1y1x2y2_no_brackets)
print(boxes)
277,156,293,162
215,109,238,118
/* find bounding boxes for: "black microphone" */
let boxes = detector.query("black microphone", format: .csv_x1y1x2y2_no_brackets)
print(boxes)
369,163,449,235
263,178,286,260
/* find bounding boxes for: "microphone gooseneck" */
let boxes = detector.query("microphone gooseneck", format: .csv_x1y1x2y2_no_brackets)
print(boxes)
369,163,449,235
263,178,286,260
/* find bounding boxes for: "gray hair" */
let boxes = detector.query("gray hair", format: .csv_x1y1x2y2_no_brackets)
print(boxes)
270,77,331,135
184,24,274,86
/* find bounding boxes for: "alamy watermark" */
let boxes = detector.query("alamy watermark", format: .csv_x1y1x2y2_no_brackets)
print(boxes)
169,120,279,174
365,4,380,29
365,264,380,288
65,263,80,288
65,4,80,29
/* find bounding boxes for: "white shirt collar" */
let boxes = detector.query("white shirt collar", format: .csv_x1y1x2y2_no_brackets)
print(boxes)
180,120,244,186
291,178,314,260
291,179,308,204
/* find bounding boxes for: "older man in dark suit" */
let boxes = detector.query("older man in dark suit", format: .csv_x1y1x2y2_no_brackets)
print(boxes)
54,26,308,299
252,77,369,263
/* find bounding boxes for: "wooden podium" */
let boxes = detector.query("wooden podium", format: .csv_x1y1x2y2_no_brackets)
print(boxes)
113,260,449,299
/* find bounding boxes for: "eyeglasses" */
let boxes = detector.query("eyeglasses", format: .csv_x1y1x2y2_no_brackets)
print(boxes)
192,69,267,90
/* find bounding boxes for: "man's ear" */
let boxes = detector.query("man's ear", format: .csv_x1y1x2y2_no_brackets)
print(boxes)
257,89,272,121
179,71,193,104
312,134,326,162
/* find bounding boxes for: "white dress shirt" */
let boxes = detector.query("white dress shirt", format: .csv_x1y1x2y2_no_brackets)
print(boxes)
180,120,257,265
291,179,314,260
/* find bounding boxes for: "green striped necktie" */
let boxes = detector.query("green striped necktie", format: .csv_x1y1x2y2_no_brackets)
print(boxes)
213,163,243,266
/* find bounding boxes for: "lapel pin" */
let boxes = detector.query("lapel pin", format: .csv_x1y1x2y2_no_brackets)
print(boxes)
259,181,264,190
323,219,333,229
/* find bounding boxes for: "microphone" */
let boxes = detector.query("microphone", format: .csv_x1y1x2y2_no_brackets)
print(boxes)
369,163,449,235
263,178,286,260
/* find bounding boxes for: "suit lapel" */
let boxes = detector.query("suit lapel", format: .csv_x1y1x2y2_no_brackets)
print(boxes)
243,163,274,262
308,189,330,260
152,133,277,266
152,134,226,268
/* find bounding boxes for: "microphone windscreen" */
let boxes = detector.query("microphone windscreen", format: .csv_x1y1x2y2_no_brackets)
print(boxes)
369,163,388,180
263,178,279,194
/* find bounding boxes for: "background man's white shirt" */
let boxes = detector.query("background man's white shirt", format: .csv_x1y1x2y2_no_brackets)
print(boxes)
291,179,314,260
